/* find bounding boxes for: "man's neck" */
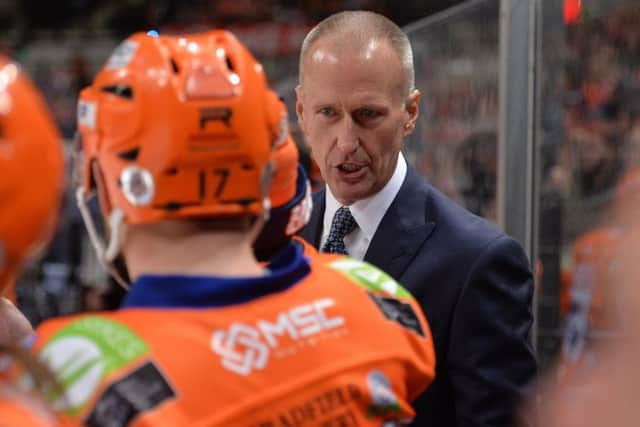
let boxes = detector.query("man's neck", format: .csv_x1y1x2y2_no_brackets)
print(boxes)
322,153,407,251
125,231,264,281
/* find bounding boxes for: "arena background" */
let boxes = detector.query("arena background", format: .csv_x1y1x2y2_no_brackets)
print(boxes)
4,0,640,382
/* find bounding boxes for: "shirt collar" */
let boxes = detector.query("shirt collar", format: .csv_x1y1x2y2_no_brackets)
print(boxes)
122,242,310,309
324,152,407,241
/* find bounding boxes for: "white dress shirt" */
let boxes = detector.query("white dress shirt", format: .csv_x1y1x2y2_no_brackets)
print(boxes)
321,152,407,260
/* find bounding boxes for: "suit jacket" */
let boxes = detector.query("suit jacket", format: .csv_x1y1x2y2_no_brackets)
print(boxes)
299,164,537,427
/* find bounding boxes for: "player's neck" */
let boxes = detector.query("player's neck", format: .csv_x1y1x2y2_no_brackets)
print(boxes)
124,230,264,281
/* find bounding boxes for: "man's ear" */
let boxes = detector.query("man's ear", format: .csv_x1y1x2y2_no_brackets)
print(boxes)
295,85,307,135
403,89,420,137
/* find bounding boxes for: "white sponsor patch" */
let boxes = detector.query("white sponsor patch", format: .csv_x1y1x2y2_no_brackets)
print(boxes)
77,100,96,129
211,298,345,375
105,40,139,70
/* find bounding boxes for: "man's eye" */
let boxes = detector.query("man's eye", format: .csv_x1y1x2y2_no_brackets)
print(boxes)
355,109,380,120
318,107,336,117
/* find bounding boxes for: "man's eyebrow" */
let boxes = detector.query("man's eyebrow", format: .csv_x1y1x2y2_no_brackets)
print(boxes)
351,95,389,106
310,102,334,109
355,103,387,108
354,103,389,112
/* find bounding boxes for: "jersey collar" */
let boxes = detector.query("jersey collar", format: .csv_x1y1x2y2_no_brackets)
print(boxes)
122,242,310,309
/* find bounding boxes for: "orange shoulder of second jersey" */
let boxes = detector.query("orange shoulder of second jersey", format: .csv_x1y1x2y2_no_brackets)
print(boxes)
0,393,79,427
32,246,435,427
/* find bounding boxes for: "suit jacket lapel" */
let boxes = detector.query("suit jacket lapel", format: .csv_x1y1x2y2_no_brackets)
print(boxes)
364,166,436,280
298,189,325,247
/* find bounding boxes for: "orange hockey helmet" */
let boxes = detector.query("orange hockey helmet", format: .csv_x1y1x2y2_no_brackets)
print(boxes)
75,30,288,272
0,56,64,290
269,134,299,210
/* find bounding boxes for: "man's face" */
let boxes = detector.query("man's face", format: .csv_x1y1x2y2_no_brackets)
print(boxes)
296,38,419,205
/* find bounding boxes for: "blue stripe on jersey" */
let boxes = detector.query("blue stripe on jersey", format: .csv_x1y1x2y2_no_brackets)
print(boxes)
122,242,310,308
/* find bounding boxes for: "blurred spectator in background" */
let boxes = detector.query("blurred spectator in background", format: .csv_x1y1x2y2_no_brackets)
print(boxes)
569,125,621,200
455,129,497,222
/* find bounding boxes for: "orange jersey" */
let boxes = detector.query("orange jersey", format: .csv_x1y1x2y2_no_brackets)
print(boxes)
562,228,621,327
558,227,622,386
32,243,435,426
0,388,78,427
293,235,320,259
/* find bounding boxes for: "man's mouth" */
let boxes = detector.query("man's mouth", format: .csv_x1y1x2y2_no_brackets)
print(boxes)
336,162,367,179
338,163,362,172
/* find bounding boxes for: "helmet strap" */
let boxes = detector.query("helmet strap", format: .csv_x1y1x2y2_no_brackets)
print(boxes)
75,187,129,289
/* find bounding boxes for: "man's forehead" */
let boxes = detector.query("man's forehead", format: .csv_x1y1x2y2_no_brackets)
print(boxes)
305,35,397,68
307,91,391,108
310,48,339,66
300,35,406,101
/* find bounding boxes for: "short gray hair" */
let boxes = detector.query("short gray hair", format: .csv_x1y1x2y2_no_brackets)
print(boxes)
299,11,415,96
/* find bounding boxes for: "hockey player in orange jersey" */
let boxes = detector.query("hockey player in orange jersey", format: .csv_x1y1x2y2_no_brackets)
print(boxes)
30,30,436,427
0,55,64,346
561,228,621,329
0,56,78,426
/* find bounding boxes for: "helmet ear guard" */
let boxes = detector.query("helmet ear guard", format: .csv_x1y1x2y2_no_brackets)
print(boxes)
253,115,312,261
253,165,313,261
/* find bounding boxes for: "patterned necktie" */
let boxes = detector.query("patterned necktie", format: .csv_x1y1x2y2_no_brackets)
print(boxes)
322,206,358,255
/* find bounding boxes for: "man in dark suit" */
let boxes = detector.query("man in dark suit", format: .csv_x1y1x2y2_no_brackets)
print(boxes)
295,10,536,426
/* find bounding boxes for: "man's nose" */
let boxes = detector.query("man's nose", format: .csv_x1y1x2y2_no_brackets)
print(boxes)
335,116,359,154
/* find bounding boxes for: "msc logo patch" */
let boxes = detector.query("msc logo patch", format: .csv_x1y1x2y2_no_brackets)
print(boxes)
211,298,345,375
211,324,270,376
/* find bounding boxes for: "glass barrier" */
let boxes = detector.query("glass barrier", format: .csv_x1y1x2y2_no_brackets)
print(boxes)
405,0,501,223
405,0,640,377
536,0,640,372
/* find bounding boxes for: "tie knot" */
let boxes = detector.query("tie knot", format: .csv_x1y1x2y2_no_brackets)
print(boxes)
332,206,358,237
322,206,358,255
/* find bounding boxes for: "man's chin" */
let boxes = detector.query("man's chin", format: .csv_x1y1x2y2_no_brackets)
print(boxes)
328,181,374,205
